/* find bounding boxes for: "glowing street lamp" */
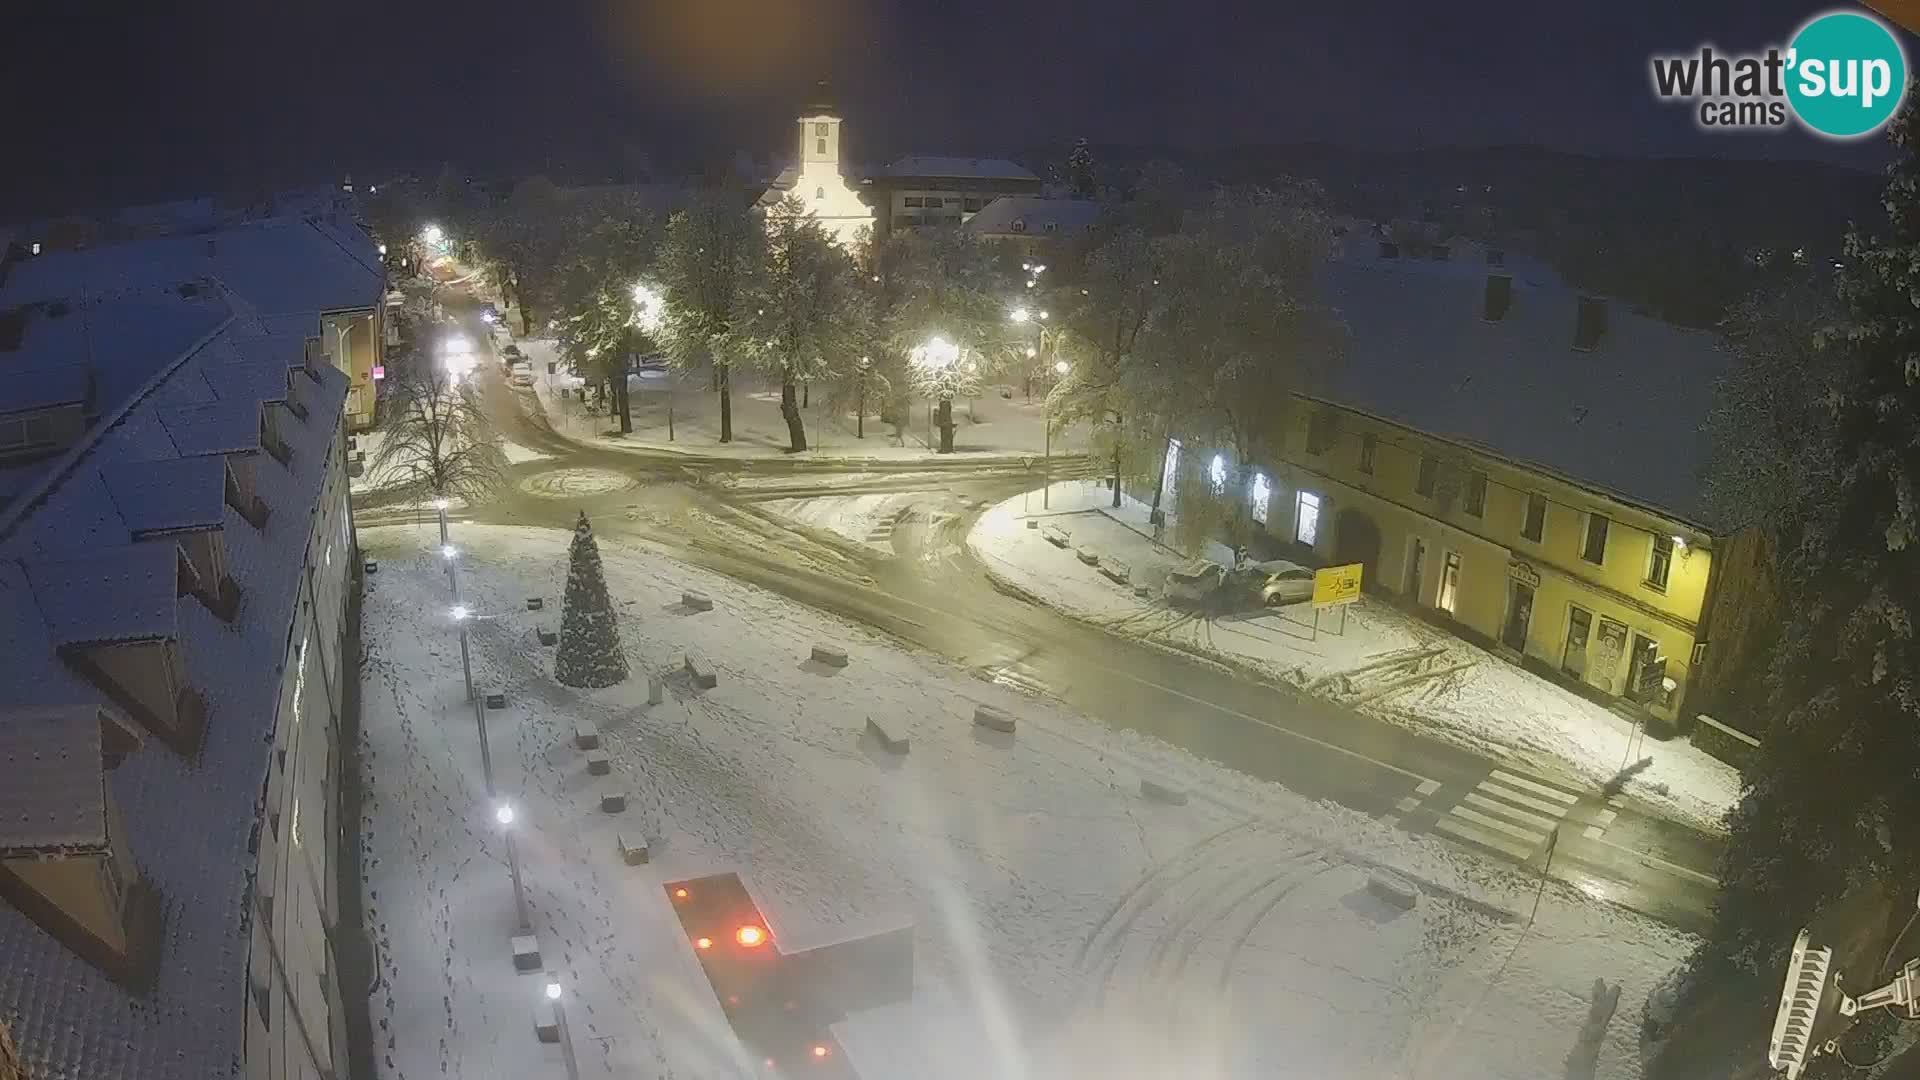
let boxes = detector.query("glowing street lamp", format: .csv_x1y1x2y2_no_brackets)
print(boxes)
1009,306,1031,324
495,801,530,931
450,605,471,622
1053,359,1070,376
631,282,665,334
545,981,581,1080
911,337,964,454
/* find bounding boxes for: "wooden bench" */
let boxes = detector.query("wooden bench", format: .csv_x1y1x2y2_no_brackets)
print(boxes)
1042,525,1071,548
811,643,850,667
683,653,717,689
1074,546,1100,566
1099,558,1131,584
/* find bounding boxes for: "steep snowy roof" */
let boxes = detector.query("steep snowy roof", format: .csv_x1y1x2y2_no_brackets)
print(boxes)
0,292,230,421
1315,240,1727,526
1,214,383,317
881,156,1039,182
0,300,349,1079
0,706,137,855
100,457,227,535
0,358,90,413
964,196,1103,236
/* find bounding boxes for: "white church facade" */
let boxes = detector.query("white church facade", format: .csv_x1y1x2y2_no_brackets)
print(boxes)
758,84,874,248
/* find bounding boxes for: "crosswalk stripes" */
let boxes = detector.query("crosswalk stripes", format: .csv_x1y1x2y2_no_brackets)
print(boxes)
1582,808,1618,840
989,663,1050,698
1394,779,1441,813
1430,768,1581,861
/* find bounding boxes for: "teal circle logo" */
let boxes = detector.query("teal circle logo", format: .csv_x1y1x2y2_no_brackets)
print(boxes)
1786,11,1907,138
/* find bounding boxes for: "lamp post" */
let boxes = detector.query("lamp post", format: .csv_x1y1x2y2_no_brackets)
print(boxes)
452,605,495,794
1045,359,1069,510
495,802,531,932
445,548,474,704
910,336,963,454
855,356,871,439
546,981,582,1080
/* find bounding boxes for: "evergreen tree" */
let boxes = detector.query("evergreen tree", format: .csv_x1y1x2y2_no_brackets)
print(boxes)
555,512,629,688
1067,138,1097,199
1658,103,1920,1074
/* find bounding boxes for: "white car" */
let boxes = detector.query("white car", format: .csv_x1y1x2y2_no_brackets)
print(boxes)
1164,560,1227,605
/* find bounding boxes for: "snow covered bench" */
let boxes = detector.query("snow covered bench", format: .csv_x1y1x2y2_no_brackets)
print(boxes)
1366,871,1421,911
865,717,910,754
525,596,544,611
682,590,713,612
485,692,507,710
973,705,1016,735
537,629,558,646
1074,546,1100,566
1042,525,1070,548
811,643,850,668
1139,778,1189,805
1099,558,1131,584
512,934,541,972
683,653,718,689
573,721,600,750
586,749,610,776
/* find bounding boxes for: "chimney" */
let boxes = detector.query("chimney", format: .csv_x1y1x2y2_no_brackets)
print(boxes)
1483,274,1513,322
1573,296,1608,350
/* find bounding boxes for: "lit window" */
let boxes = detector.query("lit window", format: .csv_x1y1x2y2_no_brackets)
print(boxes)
1250,473,1271,524
1208,454,1227,495
1646,534,1673,590
1295,491,1321,546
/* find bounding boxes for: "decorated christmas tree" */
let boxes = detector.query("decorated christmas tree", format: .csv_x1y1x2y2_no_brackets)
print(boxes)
555,512,629,688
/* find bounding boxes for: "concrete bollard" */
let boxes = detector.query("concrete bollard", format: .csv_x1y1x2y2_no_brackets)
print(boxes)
811,643,850,668
600,789,627,814
1140,778,1189,805
1366,871,1421,911
682,590,713,612
485,692,506,710
865,717,910,754
648,675,665,705
525,597,543,611
1025,519,1039,529
512,934,541,972
973,705,1016,734
573,721,600,750
586,749,611,776
618,833,649,865
534,1003,559,1042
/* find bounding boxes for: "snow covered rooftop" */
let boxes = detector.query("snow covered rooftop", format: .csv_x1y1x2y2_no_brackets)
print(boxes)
880,155,1040,182
1,214,383,318
0,706,137,856
0,358,90,414
0,294,350,1078
965,196,1103,236
1317,240,1728,525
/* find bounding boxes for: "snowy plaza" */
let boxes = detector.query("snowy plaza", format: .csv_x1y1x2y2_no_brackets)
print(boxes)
358,522,1695,1079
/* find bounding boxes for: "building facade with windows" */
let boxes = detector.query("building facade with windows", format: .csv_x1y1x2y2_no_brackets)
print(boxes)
868,156,1043,235
0,237,358,1079
1198,235,1731,726
755,84,875,248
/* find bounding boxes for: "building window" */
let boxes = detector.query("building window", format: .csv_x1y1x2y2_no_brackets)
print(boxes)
1307,411,1333,455
1359,434,1376,475
1437,551,1461,615
1581,513,1610,565
815,122,829,137
1415,455,1438,497
1295,491,1322,546
1521,493,1546,542
963,198,983,212
1207,454,1227,495
1011,220,1027,233
0,411,56,450
1250,472,1271,524
816,138,826,155
1646,533,1673,590
904,197,924,208
1044,222,1058,233
815,186,825,200
1464,472,1487,517
1691,641,1708,666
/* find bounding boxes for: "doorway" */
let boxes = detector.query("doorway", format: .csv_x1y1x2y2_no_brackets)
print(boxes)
1406,538,1428,604
1627,633,1663,701
1562,605,1592,679
1502,580,1535,652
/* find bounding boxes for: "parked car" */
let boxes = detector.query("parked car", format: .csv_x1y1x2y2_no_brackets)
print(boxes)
509,371,535,388
1255,560,1316,607
1164,560,1226,605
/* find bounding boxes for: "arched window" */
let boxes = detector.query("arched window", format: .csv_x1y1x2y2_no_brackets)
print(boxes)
816,187,825,200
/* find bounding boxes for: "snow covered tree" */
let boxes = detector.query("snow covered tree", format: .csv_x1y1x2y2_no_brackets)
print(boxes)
726,197,871,452
367,363,508,505
554,512,629,689
882,228,1009,452
1067,138,1097,199
1653,103,1920,1078
657,191,756,443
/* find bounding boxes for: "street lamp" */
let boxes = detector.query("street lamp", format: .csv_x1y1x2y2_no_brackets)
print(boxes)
631,282,664,334
545,981,582,1080
1009,306,1031,324
495,801,531,932
1043,360,1071,510
910,336,963,453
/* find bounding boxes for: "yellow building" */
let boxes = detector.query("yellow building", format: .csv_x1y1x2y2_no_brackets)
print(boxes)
1225,233,1732,727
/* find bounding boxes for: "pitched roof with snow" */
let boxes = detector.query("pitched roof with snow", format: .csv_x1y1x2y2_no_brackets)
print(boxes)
0,706,138,856
0,287,349,1078
1314,238,1728,526
880,156,1040,182
964,196,1103,237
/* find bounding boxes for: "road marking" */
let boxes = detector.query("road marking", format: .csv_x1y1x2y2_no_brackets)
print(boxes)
1488,769,1581,804
1451,804,1543,844
1473,781,1575,818
1461,792,1560,832
1415,779,1441,796
1432,817,1537,860
1595,808,1618,825
1587,835,1720,886
1394,795,1422,813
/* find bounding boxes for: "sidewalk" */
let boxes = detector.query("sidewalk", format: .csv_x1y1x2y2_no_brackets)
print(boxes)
513,334,1091,464
966,481,1742,835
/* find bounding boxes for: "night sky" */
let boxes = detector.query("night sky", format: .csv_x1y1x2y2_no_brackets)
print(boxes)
2,1,1902,219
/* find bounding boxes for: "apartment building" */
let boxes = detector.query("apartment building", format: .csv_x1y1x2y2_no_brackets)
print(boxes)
0,231,358,1079
868,155,1043,234
1200,235,1730,727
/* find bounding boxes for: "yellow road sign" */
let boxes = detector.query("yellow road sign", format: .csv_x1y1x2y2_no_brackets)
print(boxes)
1313,562,1363,608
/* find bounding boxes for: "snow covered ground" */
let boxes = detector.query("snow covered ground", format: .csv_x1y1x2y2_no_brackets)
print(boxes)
966,482,1742,835
358,521,1693,1079
756,493,922,552
516,335,1087,462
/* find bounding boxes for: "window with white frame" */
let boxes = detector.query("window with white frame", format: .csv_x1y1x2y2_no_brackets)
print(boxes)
1295,491,1321,546
1250,472,1271,524
1646,533,1674,590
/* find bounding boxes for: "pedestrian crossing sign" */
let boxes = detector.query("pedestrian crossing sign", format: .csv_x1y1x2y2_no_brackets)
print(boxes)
1312,562,1363,608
